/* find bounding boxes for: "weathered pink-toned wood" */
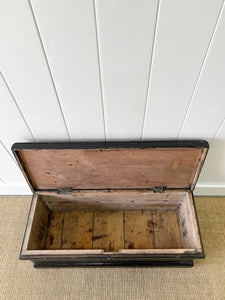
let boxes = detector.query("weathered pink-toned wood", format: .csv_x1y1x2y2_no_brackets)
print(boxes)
16,147,204,190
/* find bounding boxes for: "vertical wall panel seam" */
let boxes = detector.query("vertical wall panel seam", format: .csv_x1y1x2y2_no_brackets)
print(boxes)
0,140,20,166
0,71,36,141
29,0,71,141
93,0,107,141
141,0,161,140
0,177,6,185
178,0,225,139
210,118,225,145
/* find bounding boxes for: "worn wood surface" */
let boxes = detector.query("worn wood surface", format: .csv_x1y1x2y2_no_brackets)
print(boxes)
21,194,39,252
39,190,184,212
22,249,104,256
61,211,93,249
15,146,206,190
119,249,200,254
45,211,64,250
124,210,154,249
27,197,49,250
153,210,183,249
178,192,202,249
191,148,208,189
17,140,207,264
22,190,204,261
93,210,124,252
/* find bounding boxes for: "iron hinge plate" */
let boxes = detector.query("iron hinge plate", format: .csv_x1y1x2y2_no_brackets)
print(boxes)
57,187,73,195
153,186,167,193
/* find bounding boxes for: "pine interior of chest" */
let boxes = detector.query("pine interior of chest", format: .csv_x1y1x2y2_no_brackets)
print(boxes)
25,190,202,255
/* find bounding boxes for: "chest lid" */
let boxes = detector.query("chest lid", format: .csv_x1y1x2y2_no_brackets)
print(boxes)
12,141,208,192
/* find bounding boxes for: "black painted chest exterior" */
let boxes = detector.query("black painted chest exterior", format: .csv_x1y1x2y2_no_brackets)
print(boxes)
12,140,208,267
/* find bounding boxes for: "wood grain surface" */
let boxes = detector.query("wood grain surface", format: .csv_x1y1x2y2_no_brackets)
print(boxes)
16,147,205,190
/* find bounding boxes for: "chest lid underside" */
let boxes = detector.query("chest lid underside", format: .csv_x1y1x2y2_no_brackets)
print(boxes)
12,141,208,192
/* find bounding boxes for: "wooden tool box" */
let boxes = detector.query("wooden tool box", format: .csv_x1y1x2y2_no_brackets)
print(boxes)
12,141,208,267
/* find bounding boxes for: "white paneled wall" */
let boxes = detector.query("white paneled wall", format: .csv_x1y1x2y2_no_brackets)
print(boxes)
179,2,225,141
0,0,69,140
30,0,105,140
0,72,34,153
0,0,224,195
95,0,158,139
0,142,24,184
142,0,224,139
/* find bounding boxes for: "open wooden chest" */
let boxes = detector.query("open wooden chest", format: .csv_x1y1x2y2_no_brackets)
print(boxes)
12,141,208,267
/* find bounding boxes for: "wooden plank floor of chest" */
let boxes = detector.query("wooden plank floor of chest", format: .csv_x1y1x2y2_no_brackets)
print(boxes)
12,141,208,267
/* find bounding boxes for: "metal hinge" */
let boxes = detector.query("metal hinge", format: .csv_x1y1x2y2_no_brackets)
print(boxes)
153,186,167,193
58,187,73,195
